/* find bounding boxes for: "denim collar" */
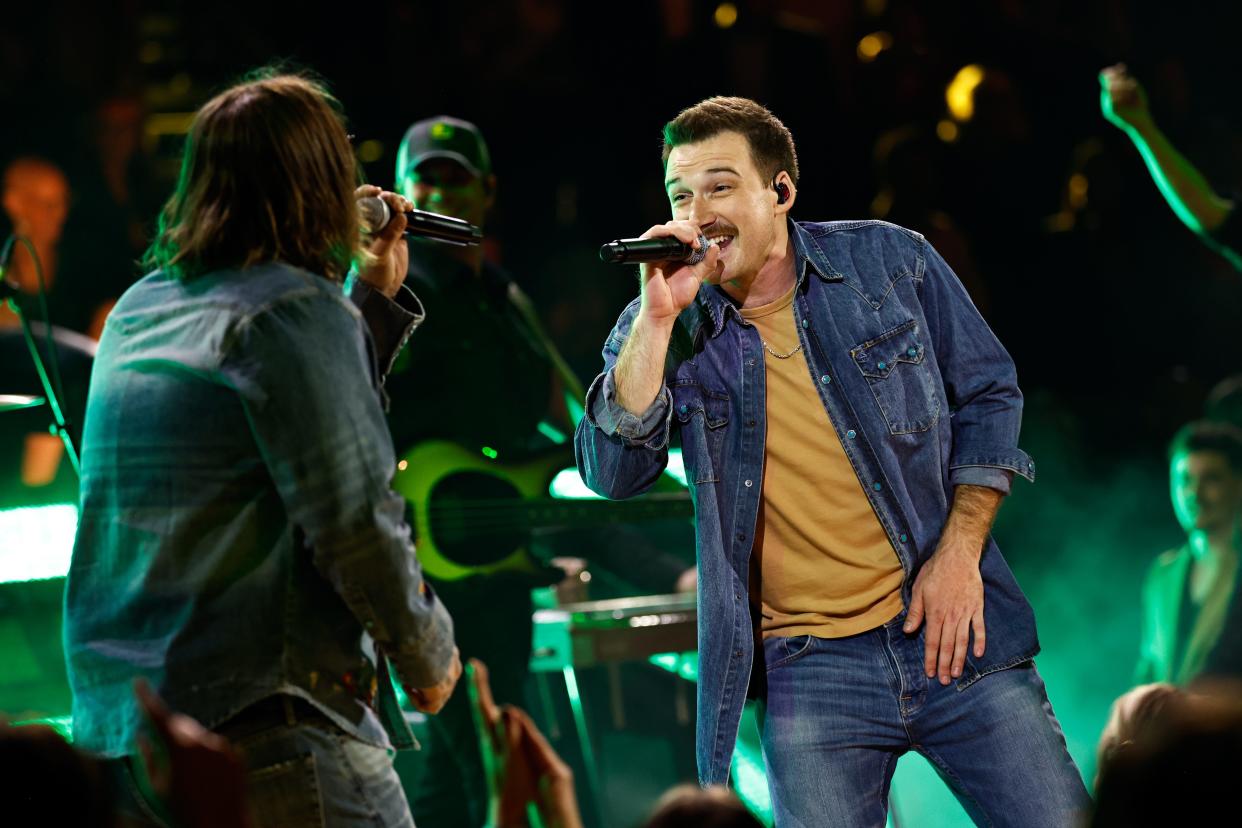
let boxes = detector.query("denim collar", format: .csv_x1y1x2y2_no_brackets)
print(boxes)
686,219,843,340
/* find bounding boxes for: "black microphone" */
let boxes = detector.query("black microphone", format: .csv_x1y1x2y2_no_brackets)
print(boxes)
599,234,709,265
357,196,482,246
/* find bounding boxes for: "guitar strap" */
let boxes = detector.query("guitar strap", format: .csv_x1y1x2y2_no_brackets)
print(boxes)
506,281,586,433
375,651,417,750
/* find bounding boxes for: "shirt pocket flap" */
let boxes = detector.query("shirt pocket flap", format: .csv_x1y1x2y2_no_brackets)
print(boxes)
850,319,926,380
671,382,730,429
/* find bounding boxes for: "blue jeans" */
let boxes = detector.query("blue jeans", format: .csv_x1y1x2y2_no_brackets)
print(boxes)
759,615,1089,828
110,696,414,828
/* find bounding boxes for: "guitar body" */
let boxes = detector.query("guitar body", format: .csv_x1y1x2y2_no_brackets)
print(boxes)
393,441,571,582
394,440,692,582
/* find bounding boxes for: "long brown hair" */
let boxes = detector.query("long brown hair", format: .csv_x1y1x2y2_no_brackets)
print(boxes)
144,69,361,281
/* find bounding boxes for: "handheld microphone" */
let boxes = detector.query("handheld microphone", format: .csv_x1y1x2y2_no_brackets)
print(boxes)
357,197,483,246
599,234,709,265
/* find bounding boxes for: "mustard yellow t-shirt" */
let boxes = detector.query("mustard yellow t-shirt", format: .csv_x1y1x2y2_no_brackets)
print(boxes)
742,284,904,639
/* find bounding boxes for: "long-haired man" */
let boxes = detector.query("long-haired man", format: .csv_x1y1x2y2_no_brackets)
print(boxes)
64,70,459,826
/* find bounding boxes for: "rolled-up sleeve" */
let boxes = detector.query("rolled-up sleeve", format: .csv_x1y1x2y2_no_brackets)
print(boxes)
917,240,1034,493
225,289,454,690
575,300,674,500
586,370,673,448
347,278,425,386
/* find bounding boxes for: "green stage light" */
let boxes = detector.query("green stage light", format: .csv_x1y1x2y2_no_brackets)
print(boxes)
647,651,699,684
731,704,774,826
0,503,76,584
664,448,688,487
549,467,603,500
548,448,688,499
10,715,74,742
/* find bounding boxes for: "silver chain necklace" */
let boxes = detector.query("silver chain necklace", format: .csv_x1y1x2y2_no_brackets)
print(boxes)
761,339,803,359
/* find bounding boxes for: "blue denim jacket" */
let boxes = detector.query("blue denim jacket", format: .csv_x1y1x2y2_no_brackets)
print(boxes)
64,263,454,758
575,220,1039,784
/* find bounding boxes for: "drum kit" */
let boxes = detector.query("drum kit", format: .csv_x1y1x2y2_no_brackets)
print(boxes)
1,314,93,504
0,394,44,413
3,245,85,481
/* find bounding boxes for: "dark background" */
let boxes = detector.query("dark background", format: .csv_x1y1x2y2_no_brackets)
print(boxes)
3,0,1242,815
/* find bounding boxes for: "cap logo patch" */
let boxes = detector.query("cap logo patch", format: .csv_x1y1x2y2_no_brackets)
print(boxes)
430,122,455,141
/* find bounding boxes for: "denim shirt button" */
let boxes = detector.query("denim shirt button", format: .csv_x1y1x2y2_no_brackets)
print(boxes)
846,429,856,439
747,359,756,367
747,419,756,427
878,361,887,370
908,347,918,357
736,532,746,541
679,404,688,414
900,533,908,543
801,318,809,328
820,375,831,385
873,482,883,491
744,479,753,487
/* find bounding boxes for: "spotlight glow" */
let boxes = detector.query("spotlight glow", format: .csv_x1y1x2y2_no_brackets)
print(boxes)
0,503,77,583
857,31,893,63
946,64,986,122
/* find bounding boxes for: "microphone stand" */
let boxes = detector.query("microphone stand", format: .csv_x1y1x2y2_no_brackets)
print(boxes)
1,234,81,478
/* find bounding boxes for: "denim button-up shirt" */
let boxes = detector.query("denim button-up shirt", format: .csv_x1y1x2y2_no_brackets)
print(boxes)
575,220,1039,785
65,263,454,758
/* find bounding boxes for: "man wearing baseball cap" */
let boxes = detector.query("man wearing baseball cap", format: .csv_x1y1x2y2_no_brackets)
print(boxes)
395,116,496,253
387,116,696,826
388,117,574,828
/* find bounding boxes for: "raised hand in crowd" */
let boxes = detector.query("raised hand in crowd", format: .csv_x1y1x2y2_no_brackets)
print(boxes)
469,658,582,828
1099,62,1237,253
1099,63,1154,134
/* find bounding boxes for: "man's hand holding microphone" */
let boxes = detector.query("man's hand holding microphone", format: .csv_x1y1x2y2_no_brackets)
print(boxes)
612,222,720,415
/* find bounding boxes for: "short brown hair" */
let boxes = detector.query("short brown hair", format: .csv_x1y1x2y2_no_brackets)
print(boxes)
144,69,361,281
1168,420,1242,474
661,96,799,186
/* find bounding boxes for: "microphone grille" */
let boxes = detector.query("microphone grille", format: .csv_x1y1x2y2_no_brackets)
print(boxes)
357,196,391,234
685,233,708,265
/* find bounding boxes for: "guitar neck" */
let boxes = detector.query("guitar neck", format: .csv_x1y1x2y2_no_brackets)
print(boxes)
430,493,693,532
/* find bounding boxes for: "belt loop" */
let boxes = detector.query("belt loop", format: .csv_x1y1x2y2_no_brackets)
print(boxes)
281,694,297,726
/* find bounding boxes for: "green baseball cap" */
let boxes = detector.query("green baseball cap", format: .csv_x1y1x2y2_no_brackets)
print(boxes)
395,116,492,181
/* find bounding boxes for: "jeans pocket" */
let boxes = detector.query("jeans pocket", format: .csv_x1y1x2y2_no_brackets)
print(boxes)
850,319,940,434
333,735,413,826
248,753,325,828
766,633,815,671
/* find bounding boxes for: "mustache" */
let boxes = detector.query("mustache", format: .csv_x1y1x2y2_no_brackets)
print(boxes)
702,222,738,238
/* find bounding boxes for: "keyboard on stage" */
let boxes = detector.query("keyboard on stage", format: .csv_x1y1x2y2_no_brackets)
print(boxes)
530,592,697,672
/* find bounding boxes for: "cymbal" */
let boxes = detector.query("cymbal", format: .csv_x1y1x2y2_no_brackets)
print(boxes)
0,394,44,412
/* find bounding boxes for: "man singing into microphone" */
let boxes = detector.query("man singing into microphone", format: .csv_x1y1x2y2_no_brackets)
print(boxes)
64,70,459,826
575,97,1089,826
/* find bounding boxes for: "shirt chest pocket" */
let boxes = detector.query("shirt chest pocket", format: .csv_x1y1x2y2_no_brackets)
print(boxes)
670,381,730,483
850,319,940,435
